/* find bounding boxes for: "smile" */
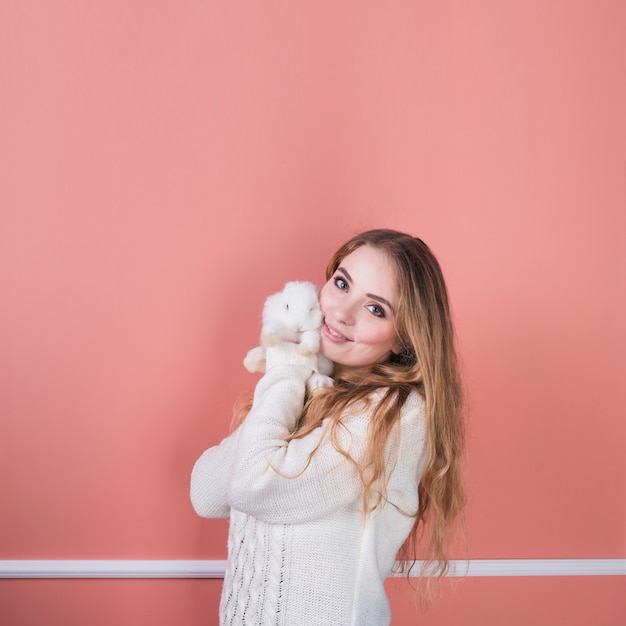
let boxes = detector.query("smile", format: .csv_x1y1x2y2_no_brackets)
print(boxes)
322,323,352,343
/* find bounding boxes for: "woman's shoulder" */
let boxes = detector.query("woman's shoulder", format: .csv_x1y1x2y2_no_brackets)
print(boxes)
400,388,426,428
365,386,425,421
404,388,425,410
335,385,425,429
369,385,424,406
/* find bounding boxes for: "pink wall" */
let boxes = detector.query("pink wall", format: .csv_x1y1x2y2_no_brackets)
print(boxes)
1,1,624,624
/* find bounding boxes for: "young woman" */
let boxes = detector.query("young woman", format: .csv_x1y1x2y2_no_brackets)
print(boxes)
190,229,465,625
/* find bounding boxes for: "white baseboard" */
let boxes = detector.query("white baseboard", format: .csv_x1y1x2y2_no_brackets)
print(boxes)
0,560,227,579
445,559,626,577
1,559,624,579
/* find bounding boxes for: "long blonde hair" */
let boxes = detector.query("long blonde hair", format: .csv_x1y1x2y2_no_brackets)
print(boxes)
235,229,465,586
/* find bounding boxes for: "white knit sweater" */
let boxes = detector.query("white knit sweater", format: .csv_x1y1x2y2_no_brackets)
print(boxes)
190,364,427,626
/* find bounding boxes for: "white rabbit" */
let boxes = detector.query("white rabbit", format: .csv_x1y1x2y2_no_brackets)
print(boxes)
244,281,334,389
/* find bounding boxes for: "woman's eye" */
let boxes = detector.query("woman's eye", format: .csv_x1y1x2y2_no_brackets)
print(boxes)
367,304,385,318
334,276,348,291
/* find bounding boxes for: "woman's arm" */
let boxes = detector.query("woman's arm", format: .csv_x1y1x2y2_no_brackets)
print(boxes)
227,351,375,524
189,345,316,520
190,428,240,519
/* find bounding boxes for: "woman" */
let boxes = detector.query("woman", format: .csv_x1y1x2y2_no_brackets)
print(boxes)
190,229,465,625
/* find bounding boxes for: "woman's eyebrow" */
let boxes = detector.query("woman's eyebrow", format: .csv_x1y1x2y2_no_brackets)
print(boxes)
367,293,394,313
337,266,395,313
336,266,352,282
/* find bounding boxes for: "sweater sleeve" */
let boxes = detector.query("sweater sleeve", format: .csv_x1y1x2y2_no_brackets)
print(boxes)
227,365,375,524
190,427,240,519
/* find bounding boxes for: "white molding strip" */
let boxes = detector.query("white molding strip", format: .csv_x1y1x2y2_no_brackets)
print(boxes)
0,560,227,579
0,559,625,579
444,559,626,577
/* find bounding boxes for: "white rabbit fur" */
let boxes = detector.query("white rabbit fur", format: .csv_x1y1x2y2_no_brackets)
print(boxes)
244,281,334,389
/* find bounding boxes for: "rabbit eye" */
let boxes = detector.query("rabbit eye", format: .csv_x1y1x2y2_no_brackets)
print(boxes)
285,304,289,311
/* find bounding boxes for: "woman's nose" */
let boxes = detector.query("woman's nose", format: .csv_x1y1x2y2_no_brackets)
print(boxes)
334,298,355,325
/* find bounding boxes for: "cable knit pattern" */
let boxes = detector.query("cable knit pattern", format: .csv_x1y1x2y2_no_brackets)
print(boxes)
190,365,427,626
220,514,290,626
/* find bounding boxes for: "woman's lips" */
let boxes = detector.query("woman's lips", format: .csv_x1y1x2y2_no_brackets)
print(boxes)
322,322,351,343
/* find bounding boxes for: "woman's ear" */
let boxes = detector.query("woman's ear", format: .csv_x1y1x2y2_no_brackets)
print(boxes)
391,337,403,355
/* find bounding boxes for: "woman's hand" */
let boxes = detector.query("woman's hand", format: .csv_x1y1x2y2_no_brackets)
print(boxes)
264,341,319,371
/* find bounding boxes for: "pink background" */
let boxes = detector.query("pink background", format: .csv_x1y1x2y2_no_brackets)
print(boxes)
1,1,624,624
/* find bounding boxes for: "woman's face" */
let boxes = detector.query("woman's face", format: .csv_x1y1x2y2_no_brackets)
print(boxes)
319,244,401,369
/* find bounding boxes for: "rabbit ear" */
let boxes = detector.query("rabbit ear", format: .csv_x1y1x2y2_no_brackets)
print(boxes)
284,280,319,302
263,290,284,312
